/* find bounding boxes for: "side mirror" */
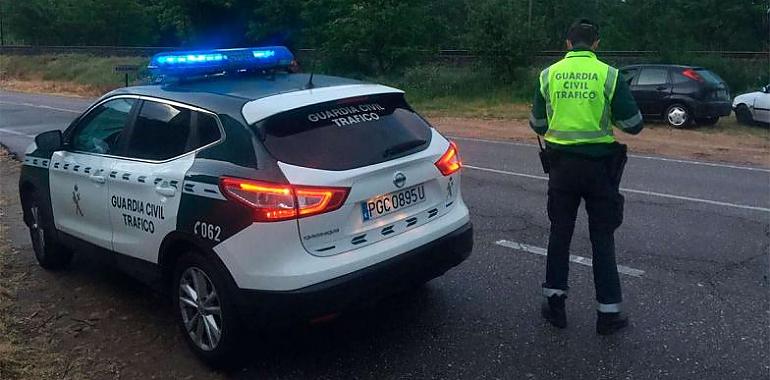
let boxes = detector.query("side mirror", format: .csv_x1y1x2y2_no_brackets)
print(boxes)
34,130,63,151
763,86,769,93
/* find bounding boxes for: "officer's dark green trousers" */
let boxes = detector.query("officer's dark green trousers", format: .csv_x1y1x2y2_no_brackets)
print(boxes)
543,150,624,305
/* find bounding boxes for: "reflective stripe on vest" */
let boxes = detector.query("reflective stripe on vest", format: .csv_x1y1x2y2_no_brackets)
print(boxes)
539,51,619,145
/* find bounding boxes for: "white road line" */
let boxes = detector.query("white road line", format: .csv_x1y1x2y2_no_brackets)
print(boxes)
451,136,770,173
465,164,770,213
0,129,35,138
452,136,535,148
495,239,646,278
0,101,82,114
625,155,770,173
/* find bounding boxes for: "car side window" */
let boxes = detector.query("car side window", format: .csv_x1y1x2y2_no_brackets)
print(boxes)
124,100,221,161
126,101,192,160
70,98,135,155
636,68,669,86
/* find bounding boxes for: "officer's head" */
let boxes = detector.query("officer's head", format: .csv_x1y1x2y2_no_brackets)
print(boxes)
566,18,600,51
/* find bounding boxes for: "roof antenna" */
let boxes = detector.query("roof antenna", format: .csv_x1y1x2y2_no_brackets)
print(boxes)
304,53,317,90
305,72,315,90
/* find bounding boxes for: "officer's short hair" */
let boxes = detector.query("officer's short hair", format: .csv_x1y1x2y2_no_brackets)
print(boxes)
567,18,599,47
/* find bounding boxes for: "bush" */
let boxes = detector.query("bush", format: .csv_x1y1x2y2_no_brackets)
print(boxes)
464,0,542,81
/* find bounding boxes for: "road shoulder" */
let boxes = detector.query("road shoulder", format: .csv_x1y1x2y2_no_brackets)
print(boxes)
431,116,770,168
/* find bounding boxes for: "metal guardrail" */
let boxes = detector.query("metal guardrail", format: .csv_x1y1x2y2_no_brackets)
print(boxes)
0,45,767,59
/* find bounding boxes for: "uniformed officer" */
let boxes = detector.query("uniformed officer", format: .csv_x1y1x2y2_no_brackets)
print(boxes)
529,19,644,335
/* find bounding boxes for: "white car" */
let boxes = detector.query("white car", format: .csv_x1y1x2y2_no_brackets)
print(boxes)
18,46,473,366
733,85,770,125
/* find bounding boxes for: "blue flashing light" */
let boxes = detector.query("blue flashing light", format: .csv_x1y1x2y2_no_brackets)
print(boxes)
148,46,294,78
252,50,276,58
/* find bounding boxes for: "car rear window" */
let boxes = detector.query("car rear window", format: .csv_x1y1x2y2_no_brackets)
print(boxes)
694,69,725,84
255,93,432,170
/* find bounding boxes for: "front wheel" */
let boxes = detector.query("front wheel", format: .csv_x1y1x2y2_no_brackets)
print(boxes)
173,251,244,368
26,194,73,270
695,116,719,126
665,104,692,128
734,104,754,125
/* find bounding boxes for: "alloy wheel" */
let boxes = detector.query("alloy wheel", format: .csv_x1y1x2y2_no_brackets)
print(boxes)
30,206,46,258
178,267,223,351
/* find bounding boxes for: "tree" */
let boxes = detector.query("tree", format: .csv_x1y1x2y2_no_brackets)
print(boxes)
465,0,543,79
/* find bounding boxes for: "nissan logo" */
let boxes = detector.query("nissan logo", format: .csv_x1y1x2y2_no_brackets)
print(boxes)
393,172,407,188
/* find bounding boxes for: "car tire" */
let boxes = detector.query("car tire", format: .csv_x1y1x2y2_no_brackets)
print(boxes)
734,104,754,125
25,193,73,270
665,104,692,128
695,116,719,126
173,250,244,368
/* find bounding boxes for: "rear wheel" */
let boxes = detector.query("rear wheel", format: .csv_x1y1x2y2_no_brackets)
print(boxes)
26,194,73,270
695,116,719,126
665,104,692,128
173,251,244,368
735,104,754,125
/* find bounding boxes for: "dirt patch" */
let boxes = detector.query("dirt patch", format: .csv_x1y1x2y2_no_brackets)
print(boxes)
0,150,224,379
431,117,770,167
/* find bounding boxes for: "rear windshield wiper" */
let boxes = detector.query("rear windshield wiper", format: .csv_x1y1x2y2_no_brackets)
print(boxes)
383,139,427,158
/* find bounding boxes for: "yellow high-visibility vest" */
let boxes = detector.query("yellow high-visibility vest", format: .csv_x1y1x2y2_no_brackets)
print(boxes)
539,50,618,145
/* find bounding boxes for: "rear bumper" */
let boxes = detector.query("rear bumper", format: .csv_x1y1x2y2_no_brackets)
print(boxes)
234,221,473,326
694,101,732,118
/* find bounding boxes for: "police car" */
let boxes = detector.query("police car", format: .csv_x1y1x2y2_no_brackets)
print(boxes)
18,46,473,365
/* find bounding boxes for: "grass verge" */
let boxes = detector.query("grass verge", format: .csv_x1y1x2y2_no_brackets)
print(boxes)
0,54,148,96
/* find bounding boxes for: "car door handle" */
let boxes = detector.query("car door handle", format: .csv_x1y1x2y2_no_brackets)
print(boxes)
656,86,669,91
155,183,176,197
89,174,106,184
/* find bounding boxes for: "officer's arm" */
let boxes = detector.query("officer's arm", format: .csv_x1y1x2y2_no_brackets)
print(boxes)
529,83,548,135
610,78,644,135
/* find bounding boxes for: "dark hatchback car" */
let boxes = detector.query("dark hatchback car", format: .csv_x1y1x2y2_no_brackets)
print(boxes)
620,64,731,128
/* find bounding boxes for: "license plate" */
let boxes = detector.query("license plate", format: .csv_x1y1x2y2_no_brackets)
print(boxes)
361,184,426,221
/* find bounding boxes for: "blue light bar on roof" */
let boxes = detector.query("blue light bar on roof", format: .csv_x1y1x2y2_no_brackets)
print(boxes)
148,46,294,77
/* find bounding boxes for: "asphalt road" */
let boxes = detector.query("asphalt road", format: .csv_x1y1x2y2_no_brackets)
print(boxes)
1,90,769,379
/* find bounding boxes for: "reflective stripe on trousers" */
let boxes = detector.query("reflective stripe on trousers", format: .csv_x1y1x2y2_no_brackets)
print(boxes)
598,303,621,313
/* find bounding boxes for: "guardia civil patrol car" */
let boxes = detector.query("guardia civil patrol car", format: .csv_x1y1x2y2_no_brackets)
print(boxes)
18,46,473,365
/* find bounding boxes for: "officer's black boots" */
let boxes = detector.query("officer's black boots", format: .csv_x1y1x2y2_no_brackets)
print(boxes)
596,311,629,335
541,294,567,328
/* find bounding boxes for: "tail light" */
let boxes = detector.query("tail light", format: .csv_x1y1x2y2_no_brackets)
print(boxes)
435,141,462,176
682,69,703,82
220,177,349,222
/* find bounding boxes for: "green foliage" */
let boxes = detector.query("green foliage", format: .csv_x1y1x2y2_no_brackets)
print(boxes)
4,0,768,73
249,0,456,75
1,0,767,94
151,0,254,46
5,0,158,46
464,0,540,80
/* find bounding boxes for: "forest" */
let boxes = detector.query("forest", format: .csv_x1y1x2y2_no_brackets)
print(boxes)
2,1,768,97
